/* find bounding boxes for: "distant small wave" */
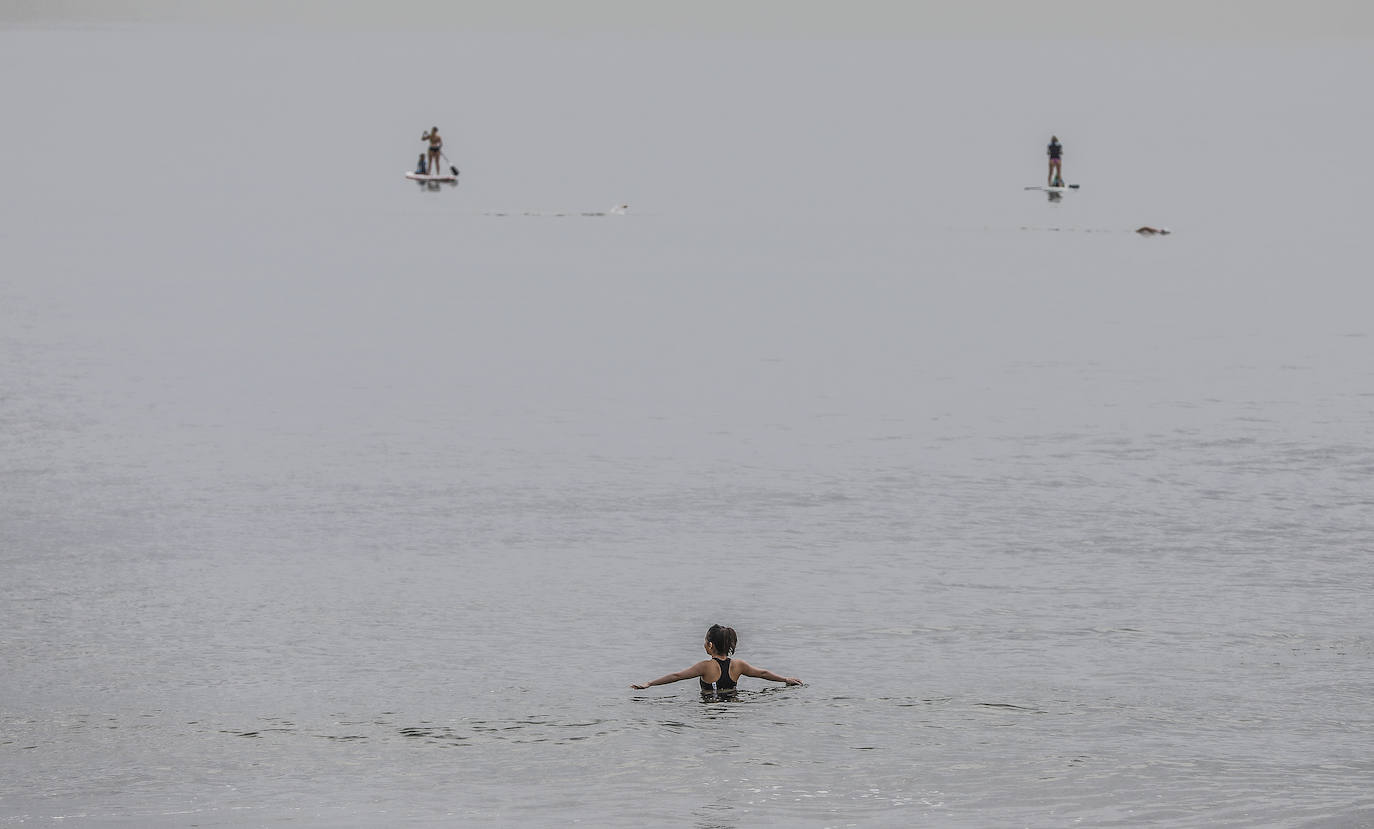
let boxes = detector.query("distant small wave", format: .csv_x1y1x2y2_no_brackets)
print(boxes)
481,204,629,218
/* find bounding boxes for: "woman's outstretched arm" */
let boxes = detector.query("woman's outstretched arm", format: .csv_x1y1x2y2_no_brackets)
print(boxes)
631,660,710,690
736,659,802,685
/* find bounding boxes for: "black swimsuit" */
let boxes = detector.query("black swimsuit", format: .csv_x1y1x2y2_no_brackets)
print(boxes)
699,658,737,692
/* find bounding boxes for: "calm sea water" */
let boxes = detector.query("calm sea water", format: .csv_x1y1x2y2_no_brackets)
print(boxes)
2,22,1372,827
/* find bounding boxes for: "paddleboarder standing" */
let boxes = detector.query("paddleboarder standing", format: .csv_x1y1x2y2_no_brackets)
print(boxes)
422,127,443,177
1047,135,1063,186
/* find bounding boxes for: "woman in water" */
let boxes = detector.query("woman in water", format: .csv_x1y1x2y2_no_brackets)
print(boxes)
630,624,803,693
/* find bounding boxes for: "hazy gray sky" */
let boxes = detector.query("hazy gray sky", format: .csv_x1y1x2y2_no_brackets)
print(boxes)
5,0,1372,39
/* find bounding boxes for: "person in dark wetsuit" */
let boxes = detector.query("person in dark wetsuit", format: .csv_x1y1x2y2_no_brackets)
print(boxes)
630,624,803,694
1047,135,1064,186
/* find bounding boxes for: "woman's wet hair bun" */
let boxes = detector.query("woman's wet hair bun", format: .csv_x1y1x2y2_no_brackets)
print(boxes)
706,624,738,655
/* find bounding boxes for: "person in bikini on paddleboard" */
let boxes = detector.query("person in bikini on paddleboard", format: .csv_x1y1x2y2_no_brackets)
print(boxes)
422,127,443,176
630,624,802,697
1047,135,1064,186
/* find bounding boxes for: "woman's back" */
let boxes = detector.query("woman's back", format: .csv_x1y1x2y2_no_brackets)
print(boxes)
698,657,739,692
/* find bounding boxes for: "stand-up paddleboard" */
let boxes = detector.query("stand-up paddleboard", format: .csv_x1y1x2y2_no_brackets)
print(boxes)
405,171,458,183
1024,184,1079,192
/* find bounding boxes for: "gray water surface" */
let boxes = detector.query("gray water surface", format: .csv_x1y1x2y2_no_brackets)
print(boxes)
2,22,1372,827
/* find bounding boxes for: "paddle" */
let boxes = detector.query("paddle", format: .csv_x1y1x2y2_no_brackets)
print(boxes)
440,151,459,177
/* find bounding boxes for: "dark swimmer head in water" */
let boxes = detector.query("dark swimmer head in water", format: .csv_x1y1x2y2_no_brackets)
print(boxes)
630,624,803,692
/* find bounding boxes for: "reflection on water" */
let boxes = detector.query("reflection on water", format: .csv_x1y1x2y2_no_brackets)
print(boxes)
413,180,457,192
